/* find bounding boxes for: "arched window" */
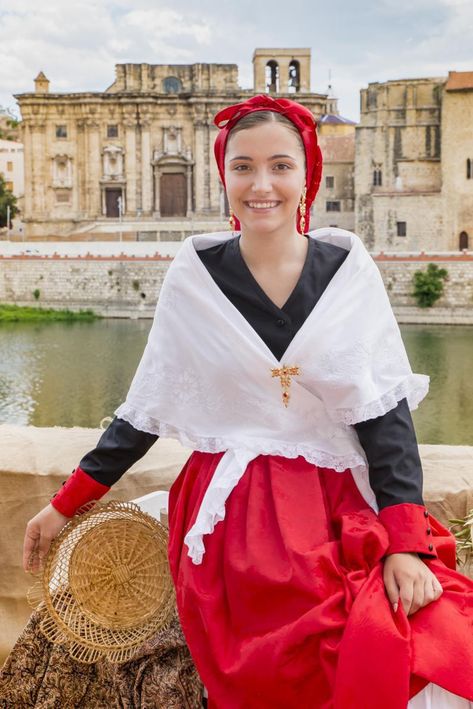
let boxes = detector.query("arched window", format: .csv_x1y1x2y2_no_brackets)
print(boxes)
288,61,300,93
467,158,472,180
265,61,279,93
459,231,469,250
163,76,182,94
373,169,382,186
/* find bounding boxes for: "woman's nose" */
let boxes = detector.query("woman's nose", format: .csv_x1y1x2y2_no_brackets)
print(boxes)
251,170,272,193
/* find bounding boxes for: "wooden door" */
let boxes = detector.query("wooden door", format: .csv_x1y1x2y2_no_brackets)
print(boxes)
160,173,187,217
459,231,469,250
105,188,121,218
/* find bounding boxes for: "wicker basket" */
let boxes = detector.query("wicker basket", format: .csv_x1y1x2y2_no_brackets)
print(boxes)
28,500,175,663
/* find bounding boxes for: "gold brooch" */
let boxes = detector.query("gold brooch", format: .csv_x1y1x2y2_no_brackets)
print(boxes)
271,365,301,407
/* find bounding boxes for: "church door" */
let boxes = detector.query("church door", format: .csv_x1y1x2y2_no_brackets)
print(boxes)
160,173,187,217
105,188,122,218
459,231,469,250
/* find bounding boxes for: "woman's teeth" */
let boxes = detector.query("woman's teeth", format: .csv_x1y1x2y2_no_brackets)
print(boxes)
247,202,279,209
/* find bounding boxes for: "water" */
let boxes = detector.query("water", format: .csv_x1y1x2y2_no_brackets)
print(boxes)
0,320,472,444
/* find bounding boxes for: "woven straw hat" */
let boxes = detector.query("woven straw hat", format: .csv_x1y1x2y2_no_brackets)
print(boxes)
28,500,175,663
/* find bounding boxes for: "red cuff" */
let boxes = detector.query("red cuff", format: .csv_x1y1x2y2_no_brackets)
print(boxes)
378,503,439,559
50,466,110,518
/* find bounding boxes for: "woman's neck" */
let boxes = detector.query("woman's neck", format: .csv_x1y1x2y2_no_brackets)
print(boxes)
238,227,306,271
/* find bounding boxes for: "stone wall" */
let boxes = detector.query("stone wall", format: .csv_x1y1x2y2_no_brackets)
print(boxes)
0,253,472,321
0,256,171,317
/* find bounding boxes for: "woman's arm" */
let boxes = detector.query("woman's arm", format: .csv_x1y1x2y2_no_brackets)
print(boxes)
50,417,158,515
353,399,443,616
23,418,158,572
353,397,436,558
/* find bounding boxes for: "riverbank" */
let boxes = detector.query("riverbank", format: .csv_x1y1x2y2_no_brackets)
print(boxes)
0,304,99,322
0,244,472,322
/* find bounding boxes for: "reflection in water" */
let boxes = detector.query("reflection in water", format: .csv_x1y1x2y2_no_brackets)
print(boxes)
402,325,473,445
0,320,472,444
0,320,151,429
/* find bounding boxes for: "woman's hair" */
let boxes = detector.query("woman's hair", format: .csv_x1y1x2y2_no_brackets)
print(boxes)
226,110,306,169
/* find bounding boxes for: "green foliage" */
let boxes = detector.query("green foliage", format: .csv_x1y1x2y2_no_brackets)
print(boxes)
0,304,100,322
33,288,40,300
132,279,140,291
0,174,18,227
0,106,20,139
411,263,448,308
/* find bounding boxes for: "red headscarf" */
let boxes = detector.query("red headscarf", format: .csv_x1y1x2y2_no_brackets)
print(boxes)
213,94,323,233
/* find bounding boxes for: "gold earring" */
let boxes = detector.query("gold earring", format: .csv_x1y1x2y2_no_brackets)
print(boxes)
299,186,307,235
229,207,236,232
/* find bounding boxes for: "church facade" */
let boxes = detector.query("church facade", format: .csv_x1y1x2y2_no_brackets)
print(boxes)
16,49,349,240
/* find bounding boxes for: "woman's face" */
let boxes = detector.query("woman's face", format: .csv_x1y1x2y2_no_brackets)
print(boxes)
224,121,306,237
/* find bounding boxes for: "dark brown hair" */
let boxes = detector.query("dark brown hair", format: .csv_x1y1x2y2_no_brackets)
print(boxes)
226,110,306,168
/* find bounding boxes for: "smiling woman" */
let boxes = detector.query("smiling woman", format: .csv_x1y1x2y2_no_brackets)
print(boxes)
21,95,473,709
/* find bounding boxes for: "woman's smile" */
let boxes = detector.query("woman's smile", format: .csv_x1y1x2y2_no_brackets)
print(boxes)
244,200,282,211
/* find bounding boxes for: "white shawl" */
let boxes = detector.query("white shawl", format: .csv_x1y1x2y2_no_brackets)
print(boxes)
115,228,429,564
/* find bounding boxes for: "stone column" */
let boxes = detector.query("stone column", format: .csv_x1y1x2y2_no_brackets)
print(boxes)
193,120,206,214
277,59,290,93
140,113,153,215
204,121,211,212
22,122,34,220
75,118,87,218
186,163,193,216
123,111,137,215
29,120,47,218
86,120,101,217
153,164,161,216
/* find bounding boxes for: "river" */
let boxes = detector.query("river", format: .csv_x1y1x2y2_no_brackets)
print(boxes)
0,320,472,444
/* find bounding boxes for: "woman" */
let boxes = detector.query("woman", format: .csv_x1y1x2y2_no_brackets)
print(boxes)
23,95,473,708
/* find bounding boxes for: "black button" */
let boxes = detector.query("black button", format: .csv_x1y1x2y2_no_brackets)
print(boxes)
426,528,432,535
424,510,429,518
428,544,434,551
276,318,286,327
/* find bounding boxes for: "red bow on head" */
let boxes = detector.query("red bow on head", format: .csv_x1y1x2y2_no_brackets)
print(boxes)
213,94,323,233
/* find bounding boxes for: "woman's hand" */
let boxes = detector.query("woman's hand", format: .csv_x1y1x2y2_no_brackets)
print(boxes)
383,552,443,616
23,503,70,574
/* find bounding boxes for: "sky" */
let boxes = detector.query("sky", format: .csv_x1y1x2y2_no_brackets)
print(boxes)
1,0,472,123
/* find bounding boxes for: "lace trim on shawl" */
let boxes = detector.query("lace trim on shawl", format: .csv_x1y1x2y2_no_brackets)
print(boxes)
114,403,367,472
326,374,430,426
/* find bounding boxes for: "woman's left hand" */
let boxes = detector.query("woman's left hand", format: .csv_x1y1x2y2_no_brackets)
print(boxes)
383,552,443,616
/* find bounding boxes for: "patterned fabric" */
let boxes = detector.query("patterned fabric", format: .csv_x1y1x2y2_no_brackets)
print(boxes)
0,605,203,708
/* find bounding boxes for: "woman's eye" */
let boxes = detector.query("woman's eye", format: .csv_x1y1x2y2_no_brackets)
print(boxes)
234,164,250,171
274,163,290,171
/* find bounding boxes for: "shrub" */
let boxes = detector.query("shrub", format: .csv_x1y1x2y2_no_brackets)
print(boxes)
33,288,40,300
411,263,448,308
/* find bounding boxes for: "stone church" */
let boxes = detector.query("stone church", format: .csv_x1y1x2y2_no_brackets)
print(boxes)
355,71,473,252
16,48,353,240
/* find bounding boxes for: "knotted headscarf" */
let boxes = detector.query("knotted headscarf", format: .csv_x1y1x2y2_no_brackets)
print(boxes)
213,94,323,233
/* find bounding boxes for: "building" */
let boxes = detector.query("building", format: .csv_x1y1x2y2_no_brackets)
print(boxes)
355,71,473,252
0,139,24,198
313,114,357,231
15,49,353,240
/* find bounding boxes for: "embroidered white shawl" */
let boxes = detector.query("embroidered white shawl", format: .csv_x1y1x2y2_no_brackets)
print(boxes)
116,227,429,564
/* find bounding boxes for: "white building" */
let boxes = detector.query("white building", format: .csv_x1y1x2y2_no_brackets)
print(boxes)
0,139,24,198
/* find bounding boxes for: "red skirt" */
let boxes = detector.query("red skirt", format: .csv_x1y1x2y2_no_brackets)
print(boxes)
168,452,473,709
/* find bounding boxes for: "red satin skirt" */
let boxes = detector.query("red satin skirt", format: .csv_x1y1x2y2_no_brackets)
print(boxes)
167,452,473,709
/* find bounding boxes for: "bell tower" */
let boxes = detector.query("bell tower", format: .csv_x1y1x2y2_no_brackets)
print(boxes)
252,48,311,94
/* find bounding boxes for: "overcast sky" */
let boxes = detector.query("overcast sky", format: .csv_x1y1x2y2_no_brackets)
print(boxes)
1,0,472,123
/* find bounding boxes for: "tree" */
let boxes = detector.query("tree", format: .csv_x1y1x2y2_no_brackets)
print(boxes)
0,106,20,140
0,174,18,228
411,263,448,308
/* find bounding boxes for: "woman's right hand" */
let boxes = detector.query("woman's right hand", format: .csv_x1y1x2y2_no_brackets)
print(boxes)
23,503,71,574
